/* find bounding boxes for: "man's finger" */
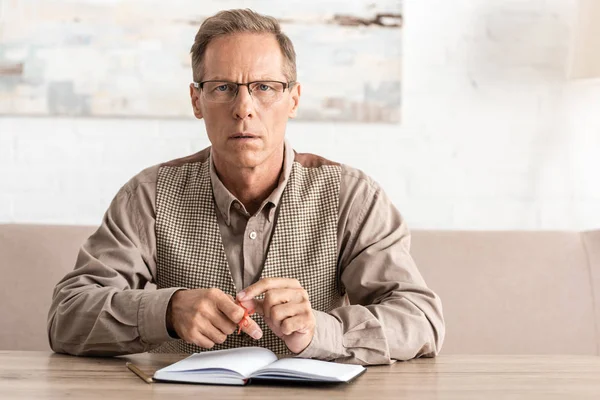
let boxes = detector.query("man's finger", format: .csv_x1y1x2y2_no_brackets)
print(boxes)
269,302,307,330
240,316,263,340
280,315,311,336
262,289,307,319
263,316,283,338
237,298,264,315
237,278,301,300
189,331,215,349
211,312,238,336
216,296,246,323
199,323,227,345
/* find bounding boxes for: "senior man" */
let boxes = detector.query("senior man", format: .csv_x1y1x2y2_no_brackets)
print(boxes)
48,9,444,365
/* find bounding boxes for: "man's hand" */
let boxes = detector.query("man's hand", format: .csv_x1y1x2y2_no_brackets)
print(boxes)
167,288,263,349
236,278,315,354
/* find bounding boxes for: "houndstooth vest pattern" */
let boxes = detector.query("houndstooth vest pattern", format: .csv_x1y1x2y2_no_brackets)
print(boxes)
152,152,343,355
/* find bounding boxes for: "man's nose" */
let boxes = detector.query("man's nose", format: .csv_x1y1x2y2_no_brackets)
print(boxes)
232,85,255,120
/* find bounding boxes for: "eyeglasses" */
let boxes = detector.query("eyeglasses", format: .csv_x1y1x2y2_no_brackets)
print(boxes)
193,80,294,104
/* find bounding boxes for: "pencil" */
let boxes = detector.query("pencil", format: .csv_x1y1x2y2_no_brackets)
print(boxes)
126,362,154,384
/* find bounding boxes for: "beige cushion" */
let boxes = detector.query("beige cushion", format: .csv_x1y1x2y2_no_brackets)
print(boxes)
411,230,599,355
1,224,598,354
0,224,97,350
582,230,600,352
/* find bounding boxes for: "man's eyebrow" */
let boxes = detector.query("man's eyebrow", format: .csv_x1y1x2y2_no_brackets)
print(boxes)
202,76,286,82
203,76,230,81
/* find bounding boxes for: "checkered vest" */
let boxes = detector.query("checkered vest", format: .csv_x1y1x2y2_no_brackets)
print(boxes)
152,151,343,354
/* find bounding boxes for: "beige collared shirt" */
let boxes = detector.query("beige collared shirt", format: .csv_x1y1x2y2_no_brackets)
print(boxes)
48,140,445,364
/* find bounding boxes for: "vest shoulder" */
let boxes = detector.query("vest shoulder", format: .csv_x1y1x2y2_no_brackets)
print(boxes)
121,148,210,194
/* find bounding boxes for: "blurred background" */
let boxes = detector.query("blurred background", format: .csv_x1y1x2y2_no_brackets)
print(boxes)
0,0,599,230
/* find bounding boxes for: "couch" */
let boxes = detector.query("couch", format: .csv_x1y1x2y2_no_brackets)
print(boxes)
1,224,598,354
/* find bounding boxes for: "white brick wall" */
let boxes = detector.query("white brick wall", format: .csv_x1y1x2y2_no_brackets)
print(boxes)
1,0,600,230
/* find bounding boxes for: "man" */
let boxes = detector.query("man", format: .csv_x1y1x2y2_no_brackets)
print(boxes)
48,9,444,364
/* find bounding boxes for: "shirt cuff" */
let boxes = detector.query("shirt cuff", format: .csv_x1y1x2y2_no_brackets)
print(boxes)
138,287,183,345
295,309,346,360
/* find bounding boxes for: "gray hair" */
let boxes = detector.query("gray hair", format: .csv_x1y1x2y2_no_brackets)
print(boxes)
190,9,297,83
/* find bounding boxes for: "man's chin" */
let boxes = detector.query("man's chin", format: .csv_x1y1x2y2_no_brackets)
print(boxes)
214,142,281,170
225,151,264,169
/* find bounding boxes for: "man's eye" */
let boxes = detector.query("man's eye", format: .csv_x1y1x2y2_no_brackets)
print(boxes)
258,84,272,91
216,84,230,92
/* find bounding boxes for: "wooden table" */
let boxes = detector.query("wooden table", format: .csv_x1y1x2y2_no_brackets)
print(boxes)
1,351,599,399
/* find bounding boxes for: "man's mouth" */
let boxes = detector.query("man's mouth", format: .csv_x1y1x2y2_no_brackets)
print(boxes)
230,133,258,139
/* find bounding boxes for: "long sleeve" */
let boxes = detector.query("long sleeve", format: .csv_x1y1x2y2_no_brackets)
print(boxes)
47,146,444,360
47,172,181,356
298,169,445,364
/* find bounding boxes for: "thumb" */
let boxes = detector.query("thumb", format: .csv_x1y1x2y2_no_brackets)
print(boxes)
237,298,264,316
241,316,263,340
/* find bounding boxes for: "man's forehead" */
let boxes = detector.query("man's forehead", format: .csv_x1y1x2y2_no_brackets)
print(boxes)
202,32,285,79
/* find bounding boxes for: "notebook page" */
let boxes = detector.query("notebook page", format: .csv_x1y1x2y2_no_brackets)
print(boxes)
156,347,277,378
252,358,365,382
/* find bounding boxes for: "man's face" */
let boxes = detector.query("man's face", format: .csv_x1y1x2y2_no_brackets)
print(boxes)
190,33,300,169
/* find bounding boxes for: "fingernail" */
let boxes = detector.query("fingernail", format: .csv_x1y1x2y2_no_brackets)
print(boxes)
237,291,246,300
251,329,262,340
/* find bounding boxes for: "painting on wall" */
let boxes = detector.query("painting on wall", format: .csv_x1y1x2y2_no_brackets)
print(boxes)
0,1,402,123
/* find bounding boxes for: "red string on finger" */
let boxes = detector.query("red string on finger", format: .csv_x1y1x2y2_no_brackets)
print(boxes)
235,300,255,334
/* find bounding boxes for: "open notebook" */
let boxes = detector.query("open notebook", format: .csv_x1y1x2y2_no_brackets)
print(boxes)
153,347,366,386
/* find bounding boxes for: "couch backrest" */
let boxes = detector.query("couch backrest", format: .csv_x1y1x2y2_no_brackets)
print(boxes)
0,224,97,351
411,230,600,355
582,230,600,353
1,224,598,355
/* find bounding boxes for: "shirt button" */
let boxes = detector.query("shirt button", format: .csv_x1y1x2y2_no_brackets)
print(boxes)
249,231,257,240
233,203,241,210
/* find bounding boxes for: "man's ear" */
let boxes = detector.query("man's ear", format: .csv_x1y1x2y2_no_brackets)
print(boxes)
190,83,204,120
288,82,301,119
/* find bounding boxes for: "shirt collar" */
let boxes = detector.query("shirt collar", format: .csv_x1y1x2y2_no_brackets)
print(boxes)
209,138,295,226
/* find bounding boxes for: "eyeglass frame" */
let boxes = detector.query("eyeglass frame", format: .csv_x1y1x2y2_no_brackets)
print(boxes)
192,80,296,103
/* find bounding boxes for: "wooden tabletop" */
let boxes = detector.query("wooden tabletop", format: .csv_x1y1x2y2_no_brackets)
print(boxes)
1,351,599,399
